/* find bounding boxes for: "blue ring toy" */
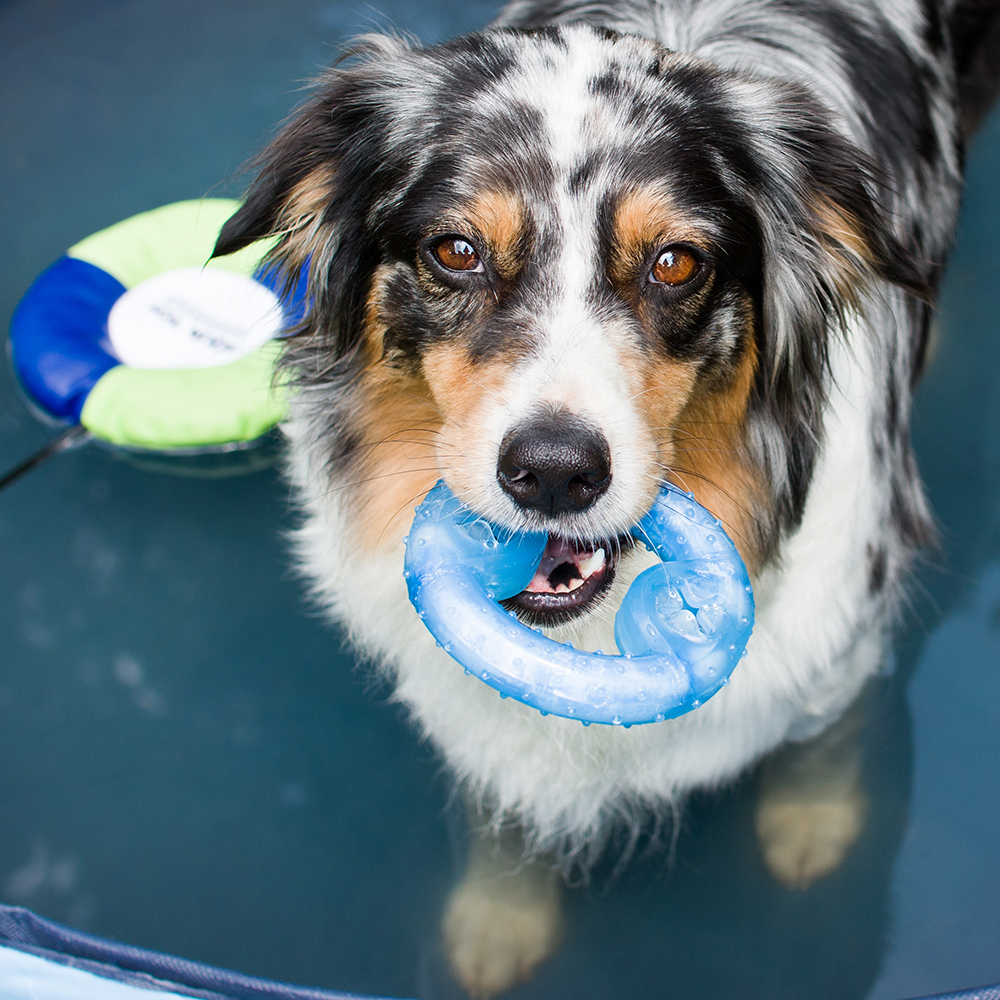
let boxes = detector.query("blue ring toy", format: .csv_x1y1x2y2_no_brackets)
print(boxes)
404,481,755,726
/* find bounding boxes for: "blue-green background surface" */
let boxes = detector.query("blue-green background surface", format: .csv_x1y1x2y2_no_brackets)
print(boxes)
0,2,998,998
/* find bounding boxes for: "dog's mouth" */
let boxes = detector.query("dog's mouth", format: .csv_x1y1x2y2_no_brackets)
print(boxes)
501,534,630,627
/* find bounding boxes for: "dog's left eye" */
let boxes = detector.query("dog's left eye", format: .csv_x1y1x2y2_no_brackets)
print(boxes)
432,237,483,273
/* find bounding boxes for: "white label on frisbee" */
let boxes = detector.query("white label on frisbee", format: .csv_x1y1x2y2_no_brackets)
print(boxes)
107,266,284,369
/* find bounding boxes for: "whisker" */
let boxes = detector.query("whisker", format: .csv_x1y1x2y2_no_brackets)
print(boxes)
339,425,447,481
666,444,742,458
624,384,672,404
361,372,468,433
361,438,452,448
374,483,439,551
646,424,736,441
631,521,658,555
303,465,450,505
657,467,763,547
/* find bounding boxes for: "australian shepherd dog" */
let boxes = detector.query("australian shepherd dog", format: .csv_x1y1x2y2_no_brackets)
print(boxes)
214,0,999,993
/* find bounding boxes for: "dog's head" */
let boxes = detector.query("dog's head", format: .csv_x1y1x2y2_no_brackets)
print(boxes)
216,25,922,628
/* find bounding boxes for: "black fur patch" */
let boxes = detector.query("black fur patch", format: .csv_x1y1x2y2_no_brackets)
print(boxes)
868,543,889,594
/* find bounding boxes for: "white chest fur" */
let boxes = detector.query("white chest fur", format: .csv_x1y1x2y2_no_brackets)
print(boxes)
284,308,897,854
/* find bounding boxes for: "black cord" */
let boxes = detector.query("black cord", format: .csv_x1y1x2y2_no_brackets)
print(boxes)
0,424,92,492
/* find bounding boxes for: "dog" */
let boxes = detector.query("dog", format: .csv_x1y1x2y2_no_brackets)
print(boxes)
213,0,1000,994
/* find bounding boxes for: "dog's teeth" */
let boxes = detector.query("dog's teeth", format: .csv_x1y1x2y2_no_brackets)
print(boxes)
577,548,606,580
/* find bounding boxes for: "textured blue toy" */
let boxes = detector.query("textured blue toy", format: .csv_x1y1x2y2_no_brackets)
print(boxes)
404,481,755,726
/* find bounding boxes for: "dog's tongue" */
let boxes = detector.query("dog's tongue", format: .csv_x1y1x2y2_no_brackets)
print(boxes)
525,537,606,595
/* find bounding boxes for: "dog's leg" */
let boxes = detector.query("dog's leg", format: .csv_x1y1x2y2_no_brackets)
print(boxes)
754,687,874,889
443,808,563,999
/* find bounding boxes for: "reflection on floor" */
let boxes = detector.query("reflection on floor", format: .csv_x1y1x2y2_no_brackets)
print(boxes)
1,2,999,998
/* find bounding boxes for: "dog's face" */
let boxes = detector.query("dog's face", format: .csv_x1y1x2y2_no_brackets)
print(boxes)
217,25,918,629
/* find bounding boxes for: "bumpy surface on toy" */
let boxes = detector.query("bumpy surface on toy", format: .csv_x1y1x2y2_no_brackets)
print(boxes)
404,481,754,726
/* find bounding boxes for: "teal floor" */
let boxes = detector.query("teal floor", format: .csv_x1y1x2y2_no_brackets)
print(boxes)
1,2,998,998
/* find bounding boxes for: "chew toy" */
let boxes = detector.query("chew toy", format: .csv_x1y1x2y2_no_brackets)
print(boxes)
404,480,754,726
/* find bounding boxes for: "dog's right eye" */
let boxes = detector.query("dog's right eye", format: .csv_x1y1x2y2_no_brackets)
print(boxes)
649,246,700,286
432,237,483,272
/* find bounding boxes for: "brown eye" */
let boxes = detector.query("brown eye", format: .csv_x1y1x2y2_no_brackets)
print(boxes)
433,237,482,272
650,246,699,286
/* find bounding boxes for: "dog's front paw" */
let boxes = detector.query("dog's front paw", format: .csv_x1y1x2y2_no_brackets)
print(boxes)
443,863,563,999
754,781,867,888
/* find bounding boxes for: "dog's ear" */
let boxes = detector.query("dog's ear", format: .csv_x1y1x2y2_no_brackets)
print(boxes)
212,35,417,356
751,102,929,374
734,86,932,532
212,73,368,266
803,145,930,311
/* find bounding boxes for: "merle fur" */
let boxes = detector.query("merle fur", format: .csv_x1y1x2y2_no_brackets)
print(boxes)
213,0,995,569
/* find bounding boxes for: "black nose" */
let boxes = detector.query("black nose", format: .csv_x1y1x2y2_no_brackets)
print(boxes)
497,414,611,516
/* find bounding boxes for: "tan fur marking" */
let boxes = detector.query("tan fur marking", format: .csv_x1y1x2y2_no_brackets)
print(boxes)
811,195,875,302
276,165,336,267
422,344,510,426
340,265,446,552
608,191,763,564
616,295,762,570
421,342,515,503
627,355,701,457
670,335,763,572
346,341,516,552
361,264,394,362
812,196,873,264
463,189,526,280
350,367,443,552
610,186,708,288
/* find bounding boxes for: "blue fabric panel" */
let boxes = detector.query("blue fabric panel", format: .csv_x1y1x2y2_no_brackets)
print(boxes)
907,989,1000,1000
1,903,997,1000
0,905,402,1000
254,258,310,329
9,256,123,421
